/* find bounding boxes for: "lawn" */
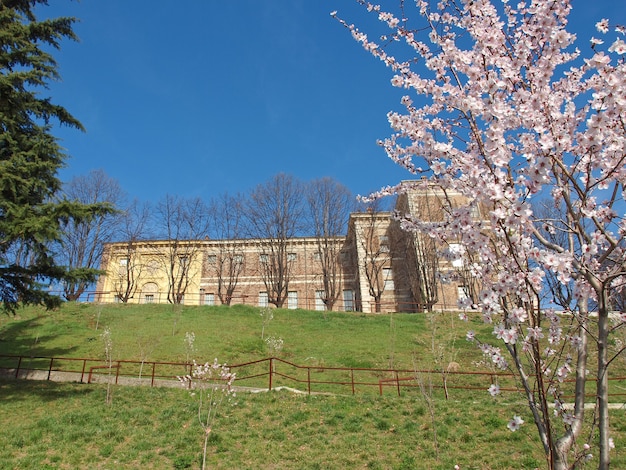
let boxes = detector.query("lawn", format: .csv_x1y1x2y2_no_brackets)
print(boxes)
0,303,487,372
0,378,562,469
1,303,625,469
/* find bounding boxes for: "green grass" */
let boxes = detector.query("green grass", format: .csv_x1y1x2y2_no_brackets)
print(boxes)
1,303,626,468
0,303,487,372
2,379,625,469
0,378,580,469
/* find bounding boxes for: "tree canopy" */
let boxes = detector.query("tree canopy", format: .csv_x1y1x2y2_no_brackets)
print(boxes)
335,1,625,468
0,0,110,311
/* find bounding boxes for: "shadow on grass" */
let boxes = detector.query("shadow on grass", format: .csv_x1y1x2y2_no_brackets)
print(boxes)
0,377,97,402
0,315,79,359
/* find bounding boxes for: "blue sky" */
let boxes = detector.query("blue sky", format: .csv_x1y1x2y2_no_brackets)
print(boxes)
38,0,626,204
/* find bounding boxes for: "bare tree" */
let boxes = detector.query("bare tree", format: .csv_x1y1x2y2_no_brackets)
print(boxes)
109,200,151,303
57,170,123,301
155,195,210,304
355,202,391,313
391,192,440,312
306,177,353,311
245,174,304,308
208,193,246,305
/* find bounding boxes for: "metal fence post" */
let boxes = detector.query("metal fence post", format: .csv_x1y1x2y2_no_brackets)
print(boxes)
15,356,22,379
269,357,273,391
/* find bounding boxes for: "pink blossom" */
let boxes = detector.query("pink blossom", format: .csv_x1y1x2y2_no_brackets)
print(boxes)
488,383,500,396
609,38,626,54
596,19,610,34
337,0,626,457
507,415,524,432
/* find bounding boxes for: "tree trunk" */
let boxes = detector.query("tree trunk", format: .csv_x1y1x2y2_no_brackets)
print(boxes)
597,291,611,470
554,313,588,470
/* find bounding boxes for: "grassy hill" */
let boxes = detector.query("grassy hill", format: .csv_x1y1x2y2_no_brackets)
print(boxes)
0,303,625,469
0,303,485,371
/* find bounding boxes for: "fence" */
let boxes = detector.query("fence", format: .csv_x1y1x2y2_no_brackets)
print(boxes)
2,354,626,399
80,290,448,314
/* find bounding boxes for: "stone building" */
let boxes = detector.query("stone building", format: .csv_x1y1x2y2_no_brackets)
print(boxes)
95,183,480,312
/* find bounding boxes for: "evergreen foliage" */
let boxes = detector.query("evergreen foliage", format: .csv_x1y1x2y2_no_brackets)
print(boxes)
0,0,109,311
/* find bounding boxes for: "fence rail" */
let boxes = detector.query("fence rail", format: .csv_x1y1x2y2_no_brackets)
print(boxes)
2,354,626,399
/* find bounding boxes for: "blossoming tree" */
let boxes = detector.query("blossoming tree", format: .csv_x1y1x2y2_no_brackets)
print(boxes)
334,1,626,469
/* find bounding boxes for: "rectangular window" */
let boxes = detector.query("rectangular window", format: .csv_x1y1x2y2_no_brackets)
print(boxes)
288,291,298,309
234,254,244,264
144,294,154,304
457,286,469,301
259,254,268,264
179,256,189,269
118,257,129,275
204,293,215,306
259,291,268,307
288,253,297,262
313,251,322,262
315,290,326,311
379,235,390,252
207,254,217,264
343,290,354,312
383,268,394,291
449,243,465,268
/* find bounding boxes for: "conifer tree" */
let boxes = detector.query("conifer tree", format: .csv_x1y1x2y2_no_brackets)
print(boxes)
0,0,109,311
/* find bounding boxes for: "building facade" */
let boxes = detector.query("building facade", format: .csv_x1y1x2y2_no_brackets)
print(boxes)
95,183,479,313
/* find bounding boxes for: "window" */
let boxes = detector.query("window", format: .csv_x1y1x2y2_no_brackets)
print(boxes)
179,256,189,269
259,254,268,264
118,257,129,275
142,282,158,304
379,235,390,253
288,253,297,262
343,290,354,312
234,254,244,264
313,251,322,262
315,290,326,311
259,291,268,307
207,254,217,264
383,268,394,291
449,243,465,268
457,286,469,301
204,292,215,306
288,291,298,309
